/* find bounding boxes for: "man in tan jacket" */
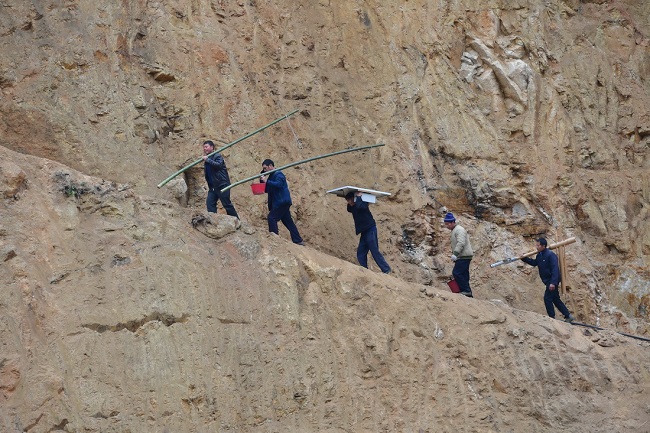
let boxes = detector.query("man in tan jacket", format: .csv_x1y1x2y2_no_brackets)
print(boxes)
444,212,474,297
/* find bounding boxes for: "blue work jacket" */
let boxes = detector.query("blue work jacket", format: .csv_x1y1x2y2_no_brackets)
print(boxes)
522,248,561,287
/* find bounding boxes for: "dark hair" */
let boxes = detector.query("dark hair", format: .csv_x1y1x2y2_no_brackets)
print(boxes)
262,159,274,167
345,191,355,200
537,237,548,247
203,140,215,148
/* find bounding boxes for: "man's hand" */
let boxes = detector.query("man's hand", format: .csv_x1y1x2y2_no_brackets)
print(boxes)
260,175,267,183
202,155,208,161
549,284,556,291
451,254,457,262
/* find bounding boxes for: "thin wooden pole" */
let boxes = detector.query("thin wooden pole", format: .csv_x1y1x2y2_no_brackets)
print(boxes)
558,246,568,295
220,143,385,193
157,109,300,188
557,228,572,301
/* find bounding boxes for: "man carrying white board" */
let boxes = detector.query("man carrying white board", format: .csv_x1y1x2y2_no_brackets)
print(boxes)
345,191,391,274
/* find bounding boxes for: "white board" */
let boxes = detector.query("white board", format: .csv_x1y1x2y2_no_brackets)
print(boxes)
326,186,391,203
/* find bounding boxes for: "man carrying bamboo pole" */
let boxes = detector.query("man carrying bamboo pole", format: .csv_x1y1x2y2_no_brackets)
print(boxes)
260,159,304,245
521,238,575,322
202,140,239,219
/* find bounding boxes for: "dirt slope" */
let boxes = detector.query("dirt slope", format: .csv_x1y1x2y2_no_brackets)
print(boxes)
2,135,649,433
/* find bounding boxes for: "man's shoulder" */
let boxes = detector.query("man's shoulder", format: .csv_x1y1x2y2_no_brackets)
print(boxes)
541,249,558,261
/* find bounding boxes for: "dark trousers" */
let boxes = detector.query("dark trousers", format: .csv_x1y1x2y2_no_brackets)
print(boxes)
207,187,239,218
357,226,391,273
543,286,571,318
452,259,472,294
268,204,303,244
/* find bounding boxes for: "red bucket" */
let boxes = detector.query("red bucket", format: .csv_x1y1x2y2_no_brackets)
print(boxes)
251,183,266,195
447,279,460,293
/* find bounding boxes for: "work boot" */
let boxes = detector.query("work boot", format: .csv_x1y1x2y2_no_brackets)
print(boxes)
460,291,473,298
564,314,576,323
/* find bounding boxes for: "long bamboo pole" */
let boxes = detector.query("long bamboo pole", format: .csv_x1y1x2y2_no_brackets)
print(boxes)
220,143,385,193
157,109,300,188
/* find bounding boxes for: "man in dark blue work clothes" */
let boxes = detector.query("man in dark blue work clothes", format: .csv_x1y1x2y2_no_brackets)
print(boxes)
346,191,391,274
260,159,304,245
522,238,575,322
201,140,239,219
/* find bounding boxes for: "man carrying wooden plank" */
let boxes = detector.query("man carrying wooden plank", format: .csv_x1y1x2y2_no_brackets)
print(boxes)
521,238,575,322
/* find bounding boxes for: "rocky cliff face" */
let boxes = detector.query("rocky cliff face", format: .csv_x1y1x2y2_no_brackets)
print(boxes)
1,1,649,432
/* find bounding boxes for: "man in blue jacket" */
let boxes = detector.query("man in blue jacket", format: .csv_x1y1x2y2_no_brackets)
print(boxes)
260,159,304,245
522,238,575,322
202,140,239,219
346,191,391,274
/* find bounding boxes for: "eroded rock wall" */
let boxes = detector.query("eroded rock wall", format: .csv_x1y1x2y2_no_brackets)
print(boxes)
1,1,649,431
2,1,648,325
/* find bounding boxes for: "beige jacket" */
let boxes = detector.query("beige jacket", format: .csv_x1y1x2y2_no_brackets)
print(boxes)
451,224,473,258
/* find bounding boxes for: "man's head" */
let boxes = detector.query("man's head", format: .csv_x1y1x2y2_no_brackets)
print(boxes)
345,191,356,206
536,237,548,251
203,140,215,155
443,212,456,230
261,159,275,172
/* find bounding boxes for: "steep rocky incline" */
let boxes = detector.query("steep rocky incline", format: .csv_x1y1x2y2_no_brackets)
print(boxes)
1,145,649,432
